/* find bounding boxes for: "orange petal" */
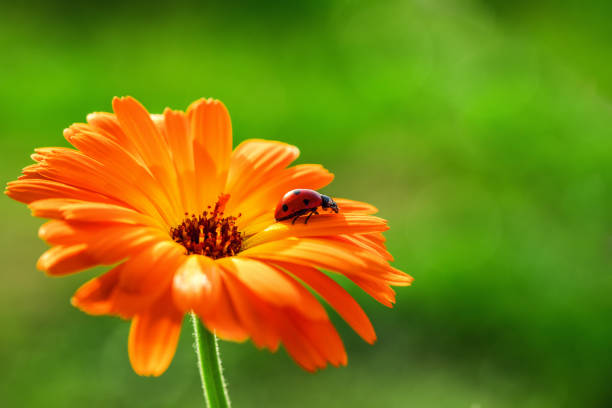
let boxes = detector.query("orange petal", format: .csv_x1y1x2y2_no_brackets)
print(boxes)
338,233,394,261
322,236,407,283
272,309,346,372
226,139,300,205
28,147,167,223
241,237,411,283
218,266,346,371
240,237,412,305
86,112,140,158
221,270,282,350
72,259,175,319
128,291,184,376
233,164,335,230
274,313,325,372
30,199,162,228
5,179,119,205
61,202,160,225
172,255,221,315
112,96,172,170
198,277,249,342
333,198,379,215
118,240,185,299
163,108,197,213
64,125,179,224
187,98,232,180
37,244,94,276
347,275,397,307
17,163,46,180
149,113,166,136
288,309,347,368
38,220,152,245
192,136,221,213
273,261,376,344
243,213,388,249
71,266,127,317
360,231,387,246
29,198,83,219
37,222,169,276
38,220,77,243
217,257,327,321
112,96,182,221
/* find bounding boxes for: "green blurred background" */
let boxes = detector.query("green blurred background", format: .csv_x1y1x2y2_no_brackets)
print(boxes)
1,0,611,406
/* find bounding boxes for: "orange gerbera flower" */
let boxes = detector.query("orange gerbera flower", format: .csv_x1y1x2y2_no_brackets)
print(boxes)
6,96,412,376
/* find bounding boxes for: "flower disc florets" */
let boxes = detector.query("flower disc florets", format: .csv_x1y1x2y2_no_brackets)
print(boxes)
170,194,242,258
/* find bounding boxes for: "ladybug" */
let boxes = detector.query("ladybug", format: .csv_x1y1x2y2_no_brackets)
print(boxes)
274,189,339,224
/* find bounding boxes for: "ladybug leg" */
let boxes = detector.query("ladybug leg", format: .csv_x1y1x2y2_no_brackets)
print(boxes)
304,208,318,224
289,209,309,225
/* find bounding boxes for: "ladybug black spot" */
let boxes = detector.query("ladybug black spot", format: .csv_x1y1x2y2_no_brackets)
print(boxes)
303,199,310,205
282,204,289,212
293,190,301,195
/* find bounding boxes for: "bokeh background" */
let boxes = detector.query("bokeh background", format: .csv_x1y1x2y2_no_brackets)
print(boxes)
1,0,611,406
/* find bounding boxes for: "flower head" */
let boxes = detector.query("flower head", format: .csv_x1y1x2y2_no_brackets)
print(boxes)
6,96,413,376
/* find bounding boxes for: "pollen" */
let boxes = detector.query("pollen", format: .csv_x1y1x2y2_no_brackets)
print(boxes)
170,194,243,259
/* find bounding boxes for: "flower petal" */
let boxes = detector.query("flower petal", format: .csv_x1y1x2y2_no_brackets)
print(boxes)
217,261,346,370
72,246,182,319
273,261,376,344
339,233,394,261
243,213,388,249
30,199,162,228
347,275,397,307
273,314,325,371
128,291,183,377
71,266,127,317
37,244,94,276
232,164,335,231
240,237,412,306
25,147,167,223
86,112,140,158
192,136,221,213
28,198,82,219
221,270,282,350
118,240,185,299
187,98,232,179
36,222,168,276
217,257,327,321
64,125,180,224
112,97,173,171
226,139,300,206
172,255,221,315
285,309,347,369
112,96,182,222
162,108,198,213
198,276,249,342
60,202,158,225
242,237,410,282
5,179,119,205
38,220,155,244
333,198,379,215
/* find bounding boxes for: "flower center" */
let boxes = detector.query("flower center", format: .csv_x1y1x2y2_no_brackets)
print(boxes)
170,194,243,259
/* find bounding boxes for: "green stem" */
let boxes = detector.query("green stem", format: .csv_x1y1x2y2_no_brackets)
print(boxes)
191,313,231,408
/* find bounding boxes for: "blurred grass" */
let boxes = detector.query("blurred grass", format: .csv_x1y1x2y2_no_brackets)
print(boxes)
1,0,611,407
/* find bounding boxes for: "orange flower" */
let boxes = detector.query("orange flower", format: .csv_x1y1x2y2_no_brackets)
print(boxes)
5,96,413,376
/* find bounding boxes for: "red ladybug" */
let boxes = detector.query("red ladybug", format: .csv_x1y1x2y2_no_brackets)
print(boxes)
274,189,339,224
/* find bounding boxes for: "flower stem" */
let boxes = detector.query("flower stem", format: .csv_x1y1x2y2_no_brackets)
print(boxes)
191,313,231,408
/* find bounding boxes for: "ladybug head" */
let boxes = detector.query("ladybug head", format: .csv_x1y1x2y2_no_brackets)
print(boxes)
320,194,339,213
